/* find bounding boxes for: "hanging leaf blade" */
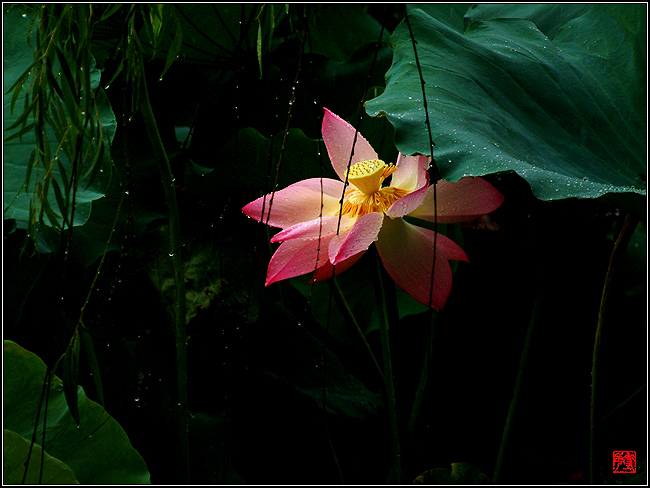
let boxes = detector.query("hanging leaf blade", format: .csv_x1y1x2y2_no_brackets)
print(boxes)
366,6,646,210
61,327,81,426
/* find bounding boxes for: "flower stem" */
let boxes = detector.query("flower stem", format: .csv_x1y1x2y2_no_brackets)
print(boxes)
403,6,441,183
590,214,638,484
408,310,437,437
375,251,402,484
137,54,190,483
493,294,540,484
330,277,384,383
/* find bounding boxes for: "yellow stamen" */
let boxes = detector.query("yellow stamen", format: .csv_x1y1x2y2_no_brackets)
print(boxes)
346,159,398,195
334,159,407,219
340,186,409,219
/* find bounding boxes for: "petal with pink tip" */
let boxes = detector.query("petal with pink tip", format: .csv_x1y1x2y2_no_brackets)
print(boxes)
391,153,430,192
266,235,335,286
328,212,384,265
409,177,504,224
385,182,429,218
242,178,345,229
311,249,366,283
322,108,378,181
271,215,355,243
376,217,468,309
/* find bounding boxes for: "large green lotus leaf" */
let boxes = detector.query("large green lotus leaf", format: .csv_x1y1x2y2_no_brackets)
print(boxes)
365,6,646,208
3,341,150,484
465,3,646,112
3,429,79,484
406,4,471,33
464,4,591,38
3,5,115,230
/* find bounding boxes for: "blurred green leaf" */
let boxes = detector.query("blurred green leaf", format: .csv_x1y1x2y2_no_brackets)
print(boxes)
263,325,383,420
289,252,380,342
143,4,286,65
256,17,263,77
3,429,79,484
3,340,151,484
80,327,105,407
366,6,646,211
146,242,259,325
185,127,335,204
307,4,387,62
161,17,183,80
188,413,245,484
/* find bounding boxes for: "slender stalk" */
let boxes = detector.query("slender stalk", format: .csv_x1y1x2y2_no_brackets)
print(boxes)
493,295,540,483
262,6,306,227
330,277,384,383
403,7,441,183
23,367,50,484
320,276,344,483
39,368,51,484
408,310,437,437
375,251,402,484
590,214,638,484
137,54,190,483
600,384,646,423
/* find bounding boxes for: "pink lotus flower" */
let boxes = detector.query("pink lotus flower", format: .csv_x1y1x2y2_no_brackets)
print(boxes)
242,108,504,309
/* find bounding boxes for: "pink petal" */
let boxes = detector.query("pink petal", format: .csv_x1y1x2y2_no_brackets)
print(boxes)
322,108,378,181
409,177,504,224
390,154,430,192
385,182,429,218
328,212,384,264
311,249,366,283
376,217,468,309
270,215,355,243
242,178,345,229
266,236,334,286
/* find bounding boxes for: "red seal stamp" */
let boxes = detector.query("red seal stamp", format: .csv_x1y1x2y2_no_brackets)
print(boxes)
612,451,636,474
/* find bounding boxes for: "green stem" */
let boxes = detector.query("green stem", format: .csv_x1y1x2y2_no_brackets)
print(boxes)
493,295,540,484
330,277,384,383
408,310,436,437
137,54,190,483
600,384,646,423
322,419,345,484
375,252,402,484
590,214,638,484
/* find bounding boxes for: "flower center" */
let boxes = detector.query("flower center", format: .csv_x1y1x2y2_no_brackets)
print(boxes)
338,159,408,219
346,159,390,195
